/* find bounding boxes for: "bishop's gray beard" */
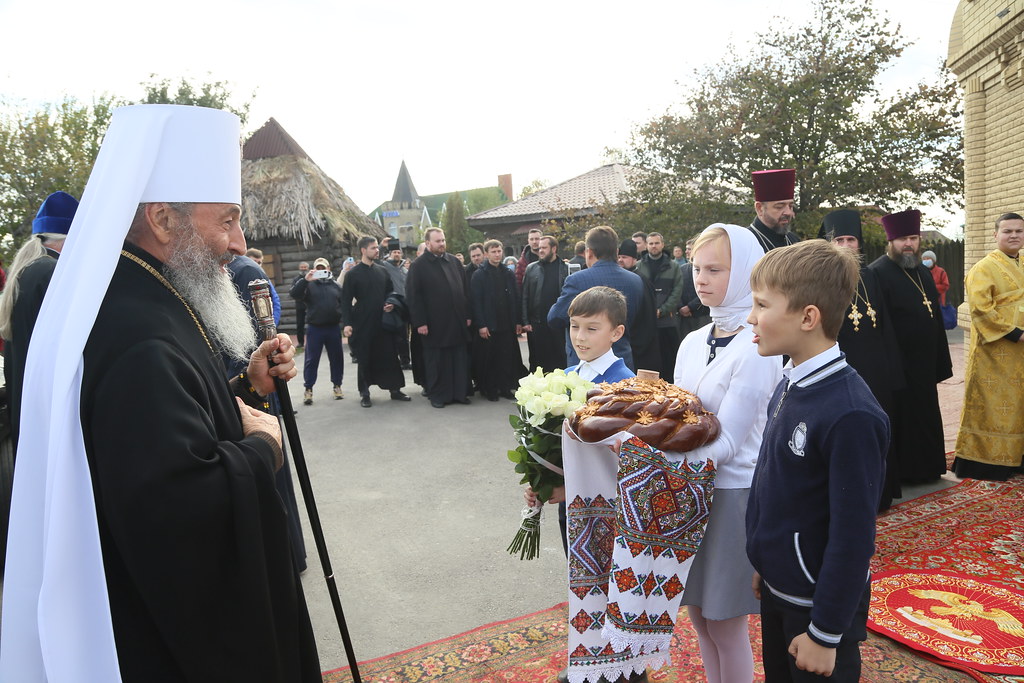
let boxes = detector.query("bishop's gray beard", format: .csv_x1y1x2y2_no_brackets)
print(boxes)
164,227,257,363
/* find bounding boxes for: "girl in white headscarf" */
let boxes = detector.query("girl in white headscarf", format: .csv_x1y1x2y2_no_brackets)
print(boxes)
672,224,784,682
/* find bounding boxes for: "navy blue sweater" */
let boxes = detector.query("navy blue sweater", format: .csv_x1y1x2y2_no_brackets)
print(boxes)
746,355,888,648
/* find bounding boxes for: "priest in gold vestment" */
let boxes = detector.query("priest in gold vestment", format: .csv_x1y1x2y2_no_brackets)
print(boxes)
954,212,1024,481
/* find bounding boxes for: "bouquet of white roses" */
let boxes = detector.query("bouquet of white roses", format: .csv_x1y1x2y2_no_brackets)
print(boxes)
506,368,594,560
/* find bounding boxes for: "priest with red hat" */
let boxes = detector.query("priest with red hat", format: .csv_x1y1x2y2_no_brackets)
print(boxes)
868,209,952,484
749,168,800,252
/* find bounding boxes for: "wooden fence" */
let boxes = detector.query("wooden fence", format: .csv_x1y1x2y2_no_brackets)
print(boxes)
862,240,965,308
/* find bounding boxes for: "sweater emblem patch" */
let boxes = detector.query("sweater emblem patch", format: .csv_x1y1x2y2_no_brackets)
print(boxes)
789,422,807,457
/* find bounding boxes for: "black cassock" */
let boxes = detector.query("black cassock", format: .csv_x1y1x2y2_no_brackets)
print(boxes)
837,267,905,507
868,255,953,482
342,262,405,393
629,268,663,376
81,244,320,683
406,252,471,403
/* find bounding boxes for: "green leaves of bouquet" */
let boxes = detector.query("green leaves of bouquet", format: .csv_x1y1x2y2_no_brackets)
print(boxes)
506,368,594,560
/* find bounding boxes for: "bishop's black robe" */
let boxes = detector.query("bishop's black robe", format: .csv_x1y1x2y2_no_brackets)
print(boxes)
341,261,405,393
470,262,526,397
868,255,953,483
80,244,320,683
837,267,905,507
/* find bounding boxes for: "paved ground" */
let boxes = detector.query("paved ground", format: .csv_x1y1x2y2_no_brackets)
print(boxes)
293,331,969,671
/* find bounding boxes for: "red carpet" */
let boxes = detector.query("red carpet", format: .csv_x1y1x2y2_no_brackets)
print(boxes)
321,478,1024,682
321,604,974,682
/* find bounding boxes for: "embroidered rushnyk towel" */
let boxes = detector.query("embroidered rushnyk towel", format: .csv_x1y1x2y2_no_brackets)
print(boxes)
563,429,715,683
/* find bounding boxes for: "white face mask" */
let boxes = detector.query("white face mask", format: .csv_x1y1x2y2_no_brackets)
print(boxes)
922,259,934,268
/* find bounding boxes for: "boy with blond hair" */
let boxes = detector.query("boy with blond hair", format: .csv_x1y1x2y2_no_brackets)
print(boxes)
745,240,889,681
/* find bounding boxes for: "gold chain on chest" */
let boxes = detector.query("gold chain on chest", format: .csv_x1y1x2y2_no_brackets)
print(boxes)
120,250,214,352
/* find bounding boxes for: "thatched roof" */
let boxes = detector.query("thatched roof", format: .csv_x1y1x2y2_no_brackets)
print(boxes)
241,154,384,247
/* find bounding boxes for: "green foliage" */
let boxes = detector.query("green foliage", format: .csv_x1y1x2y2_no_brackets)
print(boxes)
0,96,118,251
464,187,509,214
440,191,484,256
138,74,253,127
518,178,547,199
621,0,963,240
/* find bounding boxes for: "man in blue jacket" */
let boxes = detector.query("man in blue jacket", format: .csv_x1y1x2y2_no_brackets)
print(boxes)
547,226,643,370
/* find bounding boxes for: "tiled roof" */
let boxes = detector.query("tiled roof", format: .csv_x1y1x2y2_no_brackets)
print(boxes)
467,164,639,225
243,118,311,161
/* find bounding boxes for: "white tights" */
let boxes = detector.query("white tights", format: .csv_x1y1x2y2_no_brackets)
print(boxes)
686,606,755,683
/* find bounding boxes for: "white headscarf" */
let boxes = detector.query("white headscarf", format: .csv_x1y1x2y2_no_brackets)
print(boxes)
700,223,764,333
1,105,241,683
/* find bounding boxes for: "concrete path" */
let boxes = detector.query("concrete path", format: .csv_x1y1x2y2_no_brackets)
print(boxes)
292,331,969,671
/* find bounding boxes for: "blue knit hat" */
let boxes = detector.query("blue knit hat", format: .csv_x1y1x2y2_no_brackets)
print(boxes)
32,191,79,235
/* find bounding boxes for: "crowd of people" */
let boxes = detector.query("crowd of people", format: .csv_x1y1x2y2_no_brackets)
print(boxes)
0,102,1019,683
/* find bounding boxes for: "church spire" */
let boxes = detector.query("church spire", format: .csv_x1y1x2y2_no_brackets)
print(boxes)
391,160,419,207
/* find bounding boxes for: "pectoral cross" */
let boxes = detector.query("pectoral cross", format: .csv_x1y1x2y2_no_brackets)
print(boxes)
848,305,863,331
922,294,933,317
866,304,878,328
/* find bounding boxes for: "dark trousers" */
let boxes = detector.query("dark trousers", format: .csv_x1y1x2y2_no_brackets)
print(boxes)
760,582,869,682
295,307,306,346
423,344,469,403
474,330,525,397
657,324,680,381
303,324,344,388
526,322,567,373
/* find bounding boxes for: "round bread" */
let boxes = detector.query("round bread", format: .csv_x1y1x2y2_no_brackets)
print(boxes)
569,376,720,452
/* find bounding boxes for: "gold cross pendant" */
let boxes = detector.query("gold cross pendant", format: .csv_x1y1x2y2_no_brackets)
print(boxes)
866,304,877,328
923,295,933,317
848,305,863,331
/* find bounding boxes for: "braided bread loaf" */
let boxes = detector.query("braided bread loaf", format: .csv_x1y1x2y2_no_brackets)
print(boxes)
569,373,720,452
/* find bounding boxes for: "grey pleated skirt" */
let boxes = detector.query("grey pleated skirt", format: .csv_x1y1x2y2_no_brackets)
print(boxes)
680,487,760,620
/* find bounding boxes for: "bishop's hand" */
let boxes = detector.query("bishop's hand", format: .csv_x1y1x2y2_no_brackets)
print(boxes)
247,334,296,395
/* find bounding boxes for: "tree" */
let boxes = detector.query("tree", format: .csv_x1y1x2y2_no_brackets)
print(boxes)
440,191,483,256
622,0,963,241
518,179,547,199
138,74,254,127
0,96,117,244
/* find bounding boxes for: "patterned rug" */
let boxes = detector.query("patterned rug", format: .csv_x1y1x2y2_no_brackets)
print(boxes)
321,478,1024,683
869,570,1024,675
321,603,974,682
872,477,1024,682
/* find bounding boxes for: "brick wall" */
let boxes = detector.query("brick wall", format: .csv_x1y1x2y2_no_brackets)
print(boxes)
948,0,1024,330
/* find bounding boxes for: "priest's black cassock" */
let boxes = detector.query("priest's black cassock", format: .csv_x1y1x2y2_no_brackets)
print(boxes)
341,261,406,394
3,249,58,457
748,217,800,253
470,262,526,398
868,254,953,482
837,266,906,507
81,244,320,682
406,250,471,404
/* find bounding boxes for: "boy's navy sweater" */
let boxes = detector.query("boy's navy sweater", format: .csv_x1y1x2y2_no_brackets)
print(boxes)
745,354,888,648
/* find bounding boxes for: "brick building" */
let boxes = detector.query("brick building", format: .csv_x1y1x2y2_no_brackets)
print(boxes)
948,0,1024,322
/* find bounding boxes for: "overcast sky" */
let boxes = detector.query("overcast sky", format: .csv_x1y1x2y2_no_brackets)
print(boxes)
0,0,961,220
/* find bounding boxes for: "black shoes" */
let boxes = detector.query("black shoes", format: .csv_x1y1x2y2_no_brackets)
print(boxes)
430,400,445,409
486,393,499,402
499,390,516,400
360,395,372,408
452,397,471,405
390,391,411,401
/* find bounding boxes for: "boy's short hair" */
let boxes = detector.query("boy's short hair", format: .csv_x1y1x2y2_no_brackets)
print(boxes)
482,239,503,252
750,239,859,340
568,286,627,328
468,242,484,254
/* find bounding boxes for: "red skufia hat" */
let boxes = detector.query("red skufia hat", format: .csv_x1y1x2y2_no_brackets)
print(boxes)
752,169,795,202
881,209,921,241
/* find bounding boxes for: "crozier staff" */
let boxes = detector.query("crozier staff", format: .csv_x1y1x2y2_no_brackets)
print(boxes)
1,105,320,682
